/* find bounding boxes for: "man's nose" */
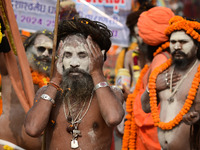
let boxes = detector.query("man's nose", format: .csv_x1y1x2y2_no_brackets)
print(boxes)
70,59,80,68
174,42,181,50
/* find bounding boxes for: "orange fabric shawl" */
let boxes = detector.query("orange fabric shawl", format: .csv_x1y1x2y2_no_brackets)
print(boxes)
133,52,171,150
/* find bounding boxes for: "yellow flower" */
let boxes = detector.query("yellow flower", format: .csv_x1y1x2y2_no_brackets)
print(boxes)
3,145,14,150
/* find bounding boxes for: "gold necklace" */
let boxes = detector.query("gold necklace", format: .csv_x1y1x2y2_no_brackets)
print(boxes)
63,90,94,149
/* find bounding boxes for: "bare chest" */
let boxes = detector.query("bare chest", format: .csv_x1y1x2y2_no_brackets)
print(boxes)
159,65,200,120
157,63,200,149
45,97,113,150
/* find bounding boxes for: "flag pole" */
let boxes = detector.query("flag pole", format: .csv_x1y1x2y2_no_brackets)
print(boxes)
50,0,60,79
42,1,60,149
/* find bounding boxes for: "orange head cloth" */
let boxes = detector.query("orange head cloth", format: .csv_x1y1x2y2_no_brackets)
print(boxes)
137,6,174,46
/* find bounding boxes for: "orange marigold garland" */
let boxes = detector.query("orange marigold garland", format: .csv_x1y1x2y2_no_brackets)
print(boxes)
122,64,149,150
153,42,170,57
148,58,200,130
165,16,200,43
153,16,200,63
31,68,50,88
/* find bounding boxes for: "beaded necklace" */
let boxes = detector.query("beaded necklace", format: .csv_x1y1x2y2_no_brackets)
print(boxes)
63,90,94,149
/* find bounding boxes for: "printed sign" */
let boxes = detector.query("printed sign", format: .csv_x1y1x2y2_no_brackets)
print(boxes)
12,0,131,47
12,0,57,32
75,0,131,47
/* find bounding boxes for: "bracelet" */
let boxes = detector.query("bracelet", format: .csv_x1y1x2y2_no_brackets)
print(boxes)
41,94,55,104
94,82,109,91
48,81,63,93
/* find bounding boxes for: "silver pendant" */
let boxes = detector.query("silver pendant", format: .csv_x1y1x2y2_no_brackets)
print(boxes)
71,139,79,149
73,129,81,138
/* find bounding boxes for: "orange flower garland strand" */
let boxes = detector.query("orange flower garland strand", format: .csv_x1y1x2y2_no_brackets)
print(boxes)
165,16,200,43
148,58,200,130
122,64,149,150
31,68,50,88
153,42,170,57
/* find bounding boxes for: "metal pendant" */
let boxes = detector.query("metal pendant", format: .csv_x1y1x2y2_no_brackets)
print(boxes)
167,97,174,102
71,139,79,149
73,129,81,138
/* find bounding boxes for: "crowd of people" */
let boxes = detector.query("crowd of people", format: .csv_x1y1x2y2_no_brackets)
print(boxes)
0,0,200,150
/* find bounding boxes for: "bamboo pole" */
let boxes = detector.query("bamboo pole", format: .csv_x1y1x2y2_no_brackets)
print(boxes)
42,1,60,150
50,0,60,79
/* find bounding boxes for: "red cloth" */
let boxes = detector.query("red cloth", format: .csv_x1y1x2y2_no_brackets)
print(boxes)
0,0,35,113
110,133,115,150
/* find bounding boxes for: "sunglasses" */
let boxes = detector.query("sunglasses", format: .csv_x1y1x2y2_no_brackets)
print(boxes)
36,46,53,54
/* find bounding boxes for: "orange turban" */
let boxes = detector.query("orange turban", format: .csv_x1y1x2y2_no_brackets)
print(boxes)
137,7,174,46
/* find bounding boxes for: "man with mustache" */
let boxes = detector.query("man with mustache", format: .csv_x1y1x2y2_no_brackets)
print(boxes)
24,30,53,79
122,6,175,150
141,16,200,150
24,18,124,150
0,29,53,149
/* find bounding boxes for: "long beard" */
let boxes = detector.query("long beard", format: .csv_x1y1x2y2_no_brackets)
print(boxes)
61,68,94,105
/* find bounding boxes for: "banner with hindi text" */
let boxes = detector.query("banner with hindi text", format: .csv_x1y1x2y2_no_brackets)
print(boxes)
12,0,132,47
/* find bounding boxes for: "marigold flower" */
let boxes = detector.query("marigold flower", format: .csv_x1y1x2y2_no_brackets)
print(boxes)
122,65,149,150
148,58,200,130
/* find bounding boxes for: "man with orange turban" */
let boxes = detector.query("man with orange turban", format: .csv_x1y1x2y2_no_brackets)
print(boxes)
122,6,175,150
115,2,155,139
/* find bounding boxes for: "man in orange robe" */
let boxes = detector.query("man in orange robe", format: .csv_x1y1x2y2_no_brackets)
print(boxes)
122,6,174,150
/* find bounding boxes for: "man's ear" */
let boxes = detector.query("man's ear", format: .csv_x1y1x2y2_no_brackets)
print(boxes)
101,50,105,61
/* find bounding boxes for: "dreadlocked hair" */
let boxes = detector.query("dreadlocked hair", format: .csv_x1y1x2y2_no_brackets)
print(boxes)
57,18,112,60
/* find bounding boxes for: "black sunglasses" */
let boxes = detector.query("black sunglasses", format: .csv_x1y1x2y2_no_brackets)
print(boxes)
36,46,53,54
